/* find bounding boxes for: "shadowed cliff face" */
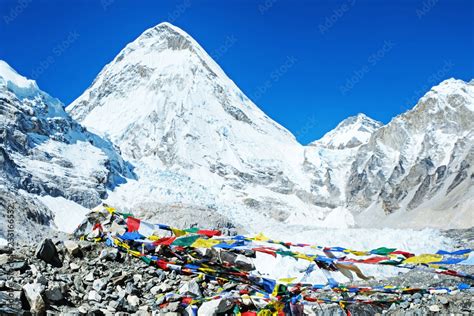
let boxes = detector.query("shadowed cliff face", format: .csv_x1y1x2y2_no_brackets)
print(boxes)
0,60,135,241
345,79,474,228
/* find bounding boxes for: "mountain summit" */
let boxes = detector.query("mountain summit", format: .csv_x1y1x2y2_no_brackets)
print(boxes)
311,113,382,149
68,22,298,161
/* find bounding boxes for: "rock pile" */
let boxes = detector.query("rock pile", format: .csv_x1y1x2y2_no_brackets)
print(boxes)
1,235,474,315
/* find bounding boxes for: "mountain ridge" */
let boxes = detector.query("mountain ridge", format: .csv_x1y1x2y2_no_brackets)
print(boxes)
1,22,472,241
66,21,474,230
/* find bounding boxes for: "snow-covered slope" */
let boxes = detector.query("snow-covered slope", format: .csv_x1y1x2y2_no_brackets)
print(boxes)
67,22,343,230
0,60,134,242
67,22,473,230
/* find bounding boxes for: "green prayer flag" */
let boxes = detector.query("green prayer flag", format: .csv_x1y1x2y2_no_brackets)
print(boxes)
276,250,296,257
185,227,199,233
140,256,152,264
370,247,397,256
172,235,200,247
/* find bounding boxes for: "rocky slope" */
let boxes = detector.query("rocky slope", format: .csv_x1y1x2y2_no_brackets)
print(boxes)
1,230,473,315
348,79,474,228
0,60,135,242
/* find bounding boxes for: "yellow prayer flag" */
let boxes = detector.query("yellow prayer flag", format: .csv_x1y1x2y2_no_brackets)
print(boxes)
278,277,297,284
294,253,314,261
128,250,141,257
104,206,116,214
253,232,270,242
403,254,443,264
191,238,220,248
346,250,369,256
198,267,217,274
171,227,188,237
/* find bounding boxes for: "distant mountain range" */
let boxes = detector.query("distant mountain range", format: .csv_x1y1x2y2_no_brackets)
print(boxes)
1,22,473,242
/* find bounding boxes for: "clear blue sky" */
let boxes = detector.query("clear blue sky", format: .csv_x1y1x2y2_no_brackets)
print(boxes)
1,0,473,144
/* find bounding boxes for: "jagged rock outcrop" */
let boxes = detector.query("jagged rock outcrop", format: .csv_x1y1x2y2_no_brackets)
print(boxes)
347,79,474,228
0,60,135,241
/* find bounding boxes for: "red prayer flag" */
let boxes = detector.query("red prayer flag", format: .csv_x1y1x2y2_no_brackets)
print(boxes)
155,259,169,270
197,229,222,237
93,223,103,231
389,250,414,258
252,247,277,257
153,236,176,246
126,217,140,232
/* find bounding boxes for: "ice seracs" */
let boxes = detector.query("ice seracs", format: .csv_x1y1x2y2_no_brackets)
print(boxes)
0,60,39,94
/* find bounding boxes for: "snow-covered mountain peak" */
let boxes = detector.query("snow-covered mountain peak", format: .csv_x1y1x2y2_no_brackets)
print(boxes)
424,78,474,112
339,113,381,129
0,60,40,98
96,21,231,91
311,113,382,149
391,78,474,133
67,22,298,161
0,60,67,118
120,22,196,55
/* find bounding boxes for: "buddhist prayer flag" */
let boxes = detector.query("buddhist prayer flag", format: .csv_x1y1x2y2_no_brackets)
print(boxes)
74,205,474,315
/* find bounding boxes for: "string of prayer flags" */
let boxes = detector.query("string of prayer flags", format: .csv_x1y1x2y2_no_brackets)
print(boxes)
73,205,474,315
